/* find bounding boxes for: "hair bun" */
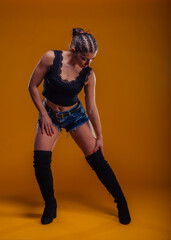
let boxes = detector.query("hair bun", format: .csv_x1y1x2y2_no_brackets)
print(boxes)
69,28,97,53
72,28,85,37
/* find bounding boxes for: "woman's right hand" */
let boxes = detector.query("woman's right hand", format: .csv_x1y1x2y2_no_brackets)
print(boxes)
39,113,55,136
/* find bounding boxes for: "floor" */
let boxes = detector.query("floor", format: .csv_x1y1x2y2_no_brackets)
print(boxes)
0,186,170,240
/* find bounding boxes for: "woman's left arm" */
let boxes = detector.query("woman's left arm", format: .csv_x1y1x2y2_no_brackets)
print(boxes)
84,70,104,157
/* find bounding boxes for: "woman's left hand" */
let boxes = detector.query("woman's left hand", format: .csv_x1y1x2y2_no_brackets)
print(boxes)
93,137,105,158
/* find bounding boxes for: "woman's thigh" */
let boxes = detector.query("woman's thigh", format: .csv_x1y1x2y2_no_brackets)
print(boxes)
69,120,97,157
34,122,60,151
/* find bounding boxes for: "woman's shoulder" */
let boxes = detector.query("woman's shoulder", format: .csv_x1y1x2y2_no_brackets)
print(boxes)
41,49,61,67
40,50,54,66
84,68,95,86
43,49,61,58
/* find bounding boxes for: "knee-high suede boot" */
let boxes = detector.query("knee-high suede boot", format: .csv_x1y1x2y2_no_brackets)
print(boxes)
85,148,131,224
33,150,57,225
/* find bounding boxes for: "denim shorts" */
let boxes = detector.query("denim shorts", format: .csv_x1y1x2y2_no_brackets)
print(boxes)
37,99,90,138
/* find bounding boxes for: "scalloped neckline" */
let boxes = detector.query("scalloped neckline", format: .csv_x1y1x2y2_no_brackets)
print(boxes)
58,50,84,83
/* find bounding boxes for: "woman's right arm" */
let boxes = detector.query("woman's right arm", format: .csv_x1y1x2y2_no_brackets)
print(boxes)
28,50,55,136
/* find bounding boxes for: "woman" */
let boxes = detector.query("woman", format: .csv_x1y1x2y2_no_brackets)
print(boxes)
28,28,131,225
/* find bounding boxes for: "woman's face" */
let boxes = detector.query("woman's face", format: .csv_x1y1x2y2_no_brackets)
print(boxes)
76,51,97,68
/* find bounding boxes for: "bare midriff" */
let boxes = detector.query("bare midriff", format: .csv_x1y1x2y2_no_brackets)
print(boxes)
44,98,78,112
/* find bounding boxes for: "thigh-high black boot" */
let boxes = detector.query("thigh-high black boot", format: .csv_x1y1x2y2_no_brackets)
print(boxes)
85,148,131,224
33,150,57,225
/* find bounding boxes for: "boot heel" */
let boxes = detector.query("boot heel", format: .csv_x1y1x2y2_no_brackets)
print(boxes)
41,205,57,225
117,201,131,224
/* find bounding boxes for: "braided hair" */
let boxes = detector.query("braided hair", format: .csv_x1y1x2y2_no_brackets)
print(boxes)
69,28,98,54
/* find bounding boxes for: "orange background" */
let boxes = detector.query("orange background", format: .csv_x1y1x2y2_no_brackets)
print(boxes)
0,0,170,238
0,0,170,199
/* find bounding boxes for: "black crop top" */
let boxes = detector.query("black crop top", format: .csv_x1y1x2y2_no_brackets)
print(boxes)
42,50,92,106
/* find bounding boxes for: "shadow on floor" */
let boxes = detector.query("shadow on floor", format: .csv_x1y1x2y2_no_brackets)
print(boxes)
0,192,117,219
